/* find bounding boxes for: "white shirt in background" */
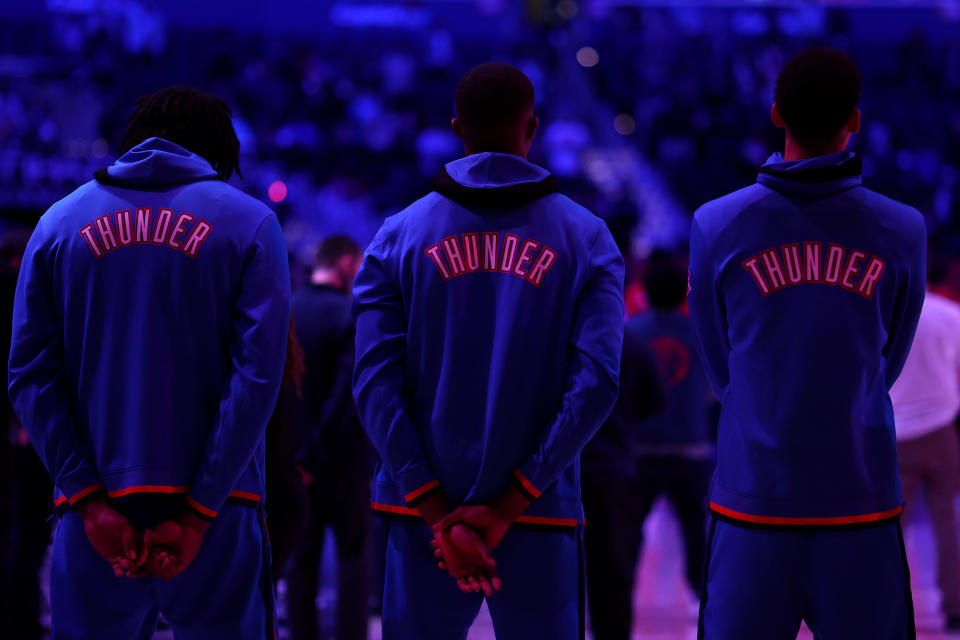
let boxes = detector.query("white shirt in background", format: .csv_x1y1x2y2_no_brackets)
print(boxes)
890,291,960,441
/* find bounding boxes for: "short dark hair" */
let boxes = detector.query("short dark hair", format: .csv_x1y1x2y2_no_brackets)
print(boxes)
455,62,534,131
643,250,687,310
775,48,861,149
120,86,241,181
316,234,361,268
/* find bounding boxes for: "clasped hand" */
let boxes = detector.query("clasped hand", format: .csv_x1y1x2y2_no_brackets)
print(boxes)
429,505,513,597
77,497,210,580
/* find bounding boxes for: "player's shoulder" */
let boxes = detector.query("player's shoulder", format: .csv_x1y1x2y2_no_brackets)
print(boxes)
692,183,772,239
854,186,925,236
926,291,960,322
544,193,608,235
194,180,276,225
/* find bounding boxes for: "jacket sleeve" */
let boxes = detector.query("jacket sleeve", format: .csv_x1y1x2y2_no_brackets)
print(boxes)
8,219,103,506
186,215,291,519
352,224,440,507
883,218,927,389
512,224,625,500
688,215,731,397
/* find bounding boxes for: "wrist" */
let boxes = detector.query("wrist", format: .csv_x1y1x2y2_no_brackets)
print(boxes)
179,511,212,535
75,494,108,519
415,493,451,528
493,484,531,525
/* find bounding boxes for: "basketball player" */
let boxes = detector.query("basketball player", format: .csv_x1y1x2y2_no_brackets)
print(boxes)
352,62,624,639
689,49,925,639
8,86,290,639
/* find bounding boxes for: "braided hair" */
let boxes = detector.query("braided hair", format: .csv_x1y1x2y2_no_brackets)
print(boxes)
119,86,242,181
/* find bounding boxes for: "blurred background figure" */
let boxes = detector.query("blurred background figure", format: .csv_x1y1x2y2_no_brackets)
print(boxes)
0,227,52,640
265,315,310,580
287,235,371,640
890,253,960,632
582,250,713,640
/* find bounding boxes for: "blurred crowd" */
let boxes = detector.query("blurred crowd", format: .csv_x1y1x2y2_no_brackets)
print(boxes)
3,1,960,638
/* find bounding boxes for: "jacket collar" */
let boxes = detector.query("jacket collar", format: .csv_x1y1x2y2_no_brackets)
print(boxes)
432,152,559,208
757,151,862,196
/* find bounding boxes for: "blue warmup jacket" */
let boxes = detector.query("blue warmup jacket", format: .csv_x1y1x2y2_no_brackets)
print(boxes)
629,309,711,450
688,151,926,526
353,152,625,529
8,137,291,520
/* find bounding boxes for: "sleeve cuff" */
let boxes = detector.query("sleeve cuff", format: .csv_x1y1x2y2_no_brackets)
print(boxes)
403,479,442,507
185,495,218,521
511,468,543,502
67,482,105,508
395,463,441,507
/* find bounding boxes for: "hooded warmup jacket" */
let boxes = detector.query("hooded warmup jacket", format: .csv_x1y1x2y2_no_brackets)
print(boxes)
688,151,926,526
352,152,625,528
8,137,291,520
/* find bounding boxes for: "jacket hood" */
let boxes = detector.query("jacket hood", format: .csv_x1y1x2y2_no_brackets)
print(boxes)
756,151,862,196
94,137,219,190
432,152,559,208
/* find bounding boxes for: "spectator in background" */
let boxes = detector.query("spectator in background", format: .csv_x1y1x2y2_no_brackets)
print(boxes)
287,235,371,640
583,251,712,640
890,255,960,632
264,315,309,580
1,228,52,640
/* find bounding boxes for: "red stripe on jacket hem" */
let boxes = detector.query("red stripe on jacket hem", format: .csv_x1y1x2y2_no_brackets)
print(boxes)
513,469,542,499
404,479,441,504
370,502,579,528
708,502,904,526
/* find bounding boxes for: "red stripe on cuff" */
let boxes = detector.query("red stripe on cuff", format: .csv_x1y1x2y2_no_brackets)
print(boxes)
185,496,218,519
67,483,105,505
513,469,542,499
55,495,68,507
708,502,903,526
404,479,441,504
372,502,420,516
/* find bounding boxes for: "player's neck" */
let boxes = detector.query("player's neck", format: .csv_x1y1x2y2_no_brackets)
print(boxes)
783,134,848,162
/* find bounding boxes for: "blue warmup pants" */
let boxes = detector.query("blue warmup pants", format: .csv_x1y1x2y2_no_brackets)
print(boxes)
381,517,584,640
699,516,915,640
50,504,277,640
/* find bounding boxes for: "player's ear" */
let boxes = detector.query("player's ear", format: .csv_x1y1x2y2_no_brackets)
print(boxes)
451,118,464,140
771,103,785,128
847,108,861,135
525,116,539,141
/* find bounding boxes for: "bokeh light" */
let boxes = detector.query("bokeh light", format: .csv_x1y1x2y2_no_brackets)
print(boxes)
576,46,599,68
268,180,288,203
614,114,636,136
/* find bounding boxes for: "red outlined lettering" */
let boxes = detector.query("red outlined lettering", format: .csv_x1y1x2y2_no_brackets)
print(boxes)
840,250,867,292
135,208,152,243
482,232,498,272
782,244,802,285
742,256,771,296
95,214,118,253
424,243,451,281
152,209,173,244
499,233,519,273
760,248,787,291
824,243,845,284
803,241,821,282
115,210,133,246
442,235,466,277
167,212,195,250
527,246,557,288
181,219,212,258
858,257,886,299
513,239,541,278
79,225,103,258
462,233,480,272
